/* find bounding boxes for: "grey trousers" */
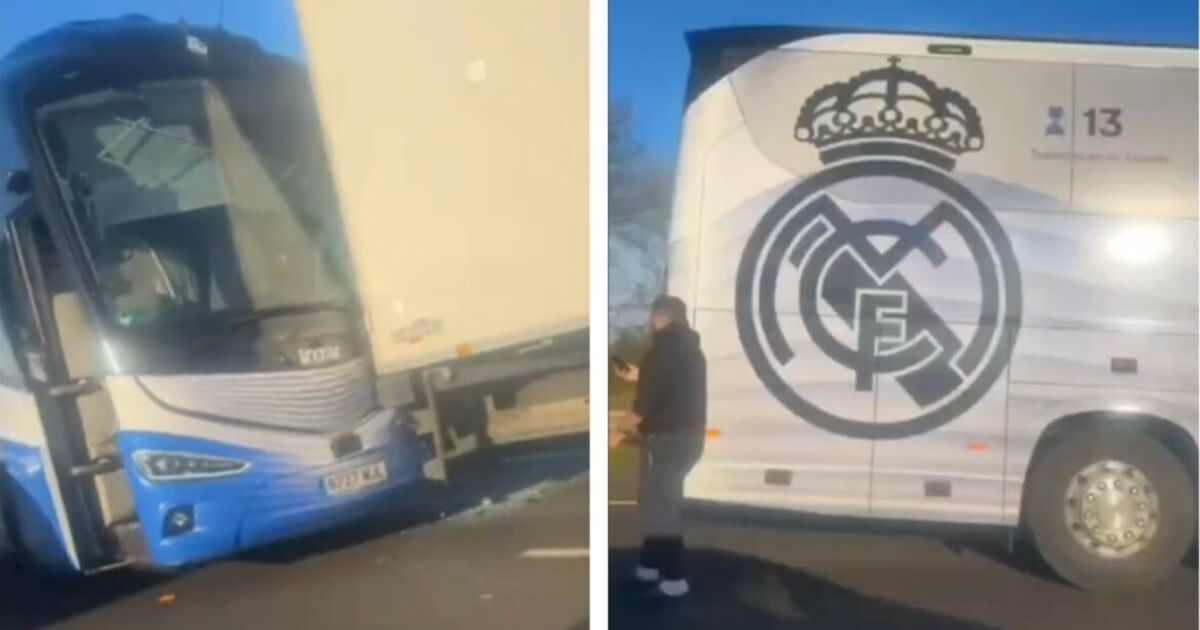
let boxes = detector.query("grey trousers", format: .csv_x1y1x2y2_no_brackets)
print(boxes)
638,432,705,538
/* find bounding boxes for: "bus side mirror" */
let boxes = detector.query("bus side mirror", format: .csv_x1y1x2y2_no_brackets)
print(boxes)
4,170,31,196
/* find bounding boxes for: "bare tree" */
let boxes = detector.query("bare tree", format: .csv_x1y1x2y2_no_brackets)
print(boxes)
609,101,673,339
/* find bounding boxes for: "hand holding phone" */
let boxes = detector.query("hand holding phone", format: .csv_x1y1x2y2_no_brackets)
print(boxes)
611,358,638,382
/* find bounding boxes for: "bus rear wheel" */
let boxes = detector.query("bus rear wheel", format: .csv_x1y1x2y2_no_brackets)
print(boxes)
1026,428,1195,591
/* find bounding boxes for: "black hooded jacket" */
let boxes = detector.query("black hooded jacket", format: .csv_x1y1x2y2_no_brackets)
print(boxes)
633,323,707,435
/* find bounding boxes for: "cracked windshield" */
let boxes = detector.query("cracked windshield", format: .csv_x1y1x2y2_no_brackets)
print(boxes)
1,1,587,629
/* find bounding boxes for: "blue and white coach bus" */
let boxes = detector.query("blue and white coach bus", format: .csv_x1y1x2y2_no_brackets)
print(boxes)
0,16,426,574
671,27,1197,590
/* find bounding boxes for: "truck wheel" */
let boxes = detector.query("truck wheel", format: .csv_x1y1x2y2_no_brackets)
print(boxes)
1026,427,1195,591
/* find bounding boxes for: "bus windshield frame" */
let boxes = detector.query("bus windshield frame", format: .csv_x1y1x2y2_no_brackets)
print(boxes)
30,76,361,373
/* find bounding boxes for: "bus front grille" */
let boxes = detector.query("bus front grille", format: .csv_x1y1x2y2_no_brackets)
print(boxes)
136,359,376,433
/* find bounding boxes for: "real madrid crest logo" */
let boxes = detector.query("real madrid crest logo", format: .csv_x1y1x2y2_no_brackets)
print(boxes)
735,56,1023,440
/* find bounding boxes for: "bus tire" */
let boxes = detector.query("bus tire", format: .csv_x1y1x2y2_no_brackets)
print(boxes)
1026,427,1195,591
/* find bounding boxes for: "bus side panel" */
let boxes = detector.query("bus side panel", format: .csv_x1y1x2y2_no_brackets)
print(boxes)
0,385,76,572
856,52,1070,525
682,127,876,515
1070,65,1198,220
1001,63,1199,524
687,308,875,516
869,327,1014,525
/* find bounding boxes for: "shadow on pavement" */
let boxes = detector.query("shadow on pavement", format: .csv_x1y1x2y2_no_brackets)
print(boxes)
246,434,588,563
947,535,1068,586
687,500,1198,588
0,435,587,630
615,439,1199,589
688,501,1077,586
609,547,998,630
0,560,168,630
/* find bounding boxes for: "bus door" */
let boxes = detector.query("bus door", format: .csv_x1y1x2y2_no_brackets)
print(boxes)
2,205,130,570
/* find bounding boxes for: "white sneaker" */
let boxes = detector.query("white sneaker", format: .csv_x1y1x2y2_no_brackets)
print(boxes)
634,566,660,582
659,579,689,597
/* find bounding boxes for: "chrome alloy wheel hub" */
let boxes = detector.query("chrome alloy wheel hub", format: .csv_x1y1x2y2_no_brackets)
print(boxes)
1064,459,1160,559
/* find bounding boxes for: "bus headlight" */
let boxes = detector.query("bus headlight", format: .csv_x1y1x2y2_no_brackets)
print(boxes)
133,451,250,482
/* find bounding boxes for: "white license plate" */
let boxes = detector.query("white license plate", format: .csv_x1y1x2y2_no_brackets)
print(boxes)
322,460,388,496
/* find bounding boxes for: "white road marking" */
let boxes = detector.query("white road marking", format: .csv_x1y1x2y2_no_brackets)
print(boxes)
520,548,589,559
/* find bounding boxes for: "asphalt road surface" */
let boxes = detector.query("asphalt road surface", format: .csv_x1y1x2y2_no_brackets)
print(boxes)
1,437,589,630
608,444,1198,630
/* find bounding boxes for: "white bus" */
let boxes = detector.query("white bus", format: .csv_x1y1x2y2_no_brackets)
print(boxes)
0,17,428,573
670,27,1197,590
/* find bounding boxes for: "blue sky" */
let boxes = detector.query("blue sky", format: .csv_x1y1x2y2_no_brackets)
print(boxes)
3,0,1195,164
0,0,303,59
612,0,1199,162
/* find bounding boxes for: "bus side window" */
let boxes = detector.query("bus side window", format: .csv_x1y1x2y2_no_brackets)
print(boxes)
0,229,29,386
1,212,53,384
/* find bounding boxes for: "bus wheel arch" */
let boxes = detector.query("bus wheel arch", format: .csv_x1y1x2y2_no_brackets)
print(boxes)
1020,411,1197,590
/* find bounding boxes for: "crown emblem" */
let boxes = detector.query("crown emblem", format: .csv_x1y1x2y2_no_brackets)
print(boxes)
794,57,984,168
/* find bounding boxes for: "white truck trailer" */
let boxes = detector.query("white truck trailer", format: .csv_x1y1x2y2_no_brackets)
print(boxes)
294,0,589,479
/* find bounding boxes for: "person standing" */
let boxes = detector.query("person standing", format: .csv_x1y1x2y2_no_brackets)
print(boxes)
613,295,707,602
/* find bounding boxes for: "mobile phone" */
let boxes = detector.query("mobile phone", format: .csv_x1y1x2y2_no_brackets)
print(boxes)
610,357,629,372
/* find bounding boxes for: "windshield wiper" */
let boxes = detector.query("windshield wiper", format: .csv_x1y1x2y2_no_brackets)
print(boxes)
187,300,353,355
220,300,352,325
